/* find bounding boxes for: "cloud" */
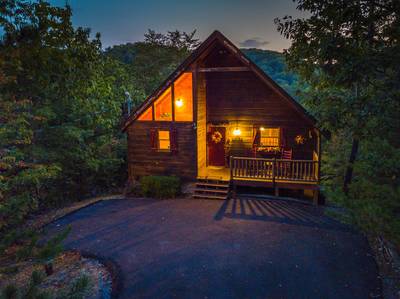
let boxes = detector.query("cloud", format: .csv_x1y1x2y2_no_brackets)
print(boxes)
239,37,269,48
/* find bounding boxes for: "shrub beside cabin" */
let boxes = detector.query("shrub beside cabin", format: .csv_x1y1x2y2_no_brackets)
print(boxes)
122,31,321,203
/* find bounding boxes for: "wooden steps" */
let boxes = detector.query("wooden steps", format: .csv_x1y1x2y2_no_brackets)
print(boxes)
193,178,230,200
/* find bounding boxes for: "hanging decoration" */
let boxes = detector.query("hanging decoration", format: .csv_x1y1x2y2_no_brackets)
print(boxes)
295,134,305,145
211,131,223,144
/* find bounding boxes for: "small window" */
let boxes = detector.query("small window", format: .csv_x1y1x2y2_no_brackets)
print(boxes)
260,128,280,148
158,130,170,150
138,106,153,121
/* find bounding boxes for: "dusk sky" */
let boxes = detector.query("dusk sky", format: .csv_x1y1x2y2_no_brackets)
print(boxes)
49,0,306,52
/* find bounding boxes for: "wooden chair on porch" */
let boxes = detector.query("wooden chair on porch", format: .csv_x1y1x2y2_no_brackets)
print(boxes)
281,149,293,160
278,149,293,178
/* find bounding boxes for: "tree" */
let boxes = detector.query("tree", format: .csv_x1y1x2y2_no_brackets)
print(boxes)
275,0,400,244
0,0,132,239
144,29,200,51
275,0,400,192
106,29,200,98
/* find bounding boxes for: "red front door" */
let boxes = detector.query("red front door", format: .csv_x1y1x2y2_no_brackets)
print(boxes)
208,126,226,167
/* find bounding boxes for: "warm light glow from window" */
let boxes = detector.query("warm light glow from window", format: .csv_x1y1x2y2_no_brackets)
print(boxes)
154,88,172,121
233,128,241,136
138,106,153,121
175,98,183,107
174,72,193,121
158,130,170,150
260,128,280,147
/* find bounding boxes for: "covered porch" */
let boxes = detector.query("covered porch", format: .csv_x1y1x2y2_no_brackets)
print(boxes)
197,155,320,203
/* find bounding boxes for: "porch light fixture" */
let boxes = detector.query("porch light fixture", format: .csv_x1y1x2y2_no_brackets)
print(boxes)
175,98,183,107
233,128,241,136
260,126,265,131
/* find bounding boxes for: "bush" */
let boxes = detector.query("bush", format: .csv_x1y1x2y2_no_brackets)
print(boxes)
58,275,92,299
140,176,181,199
37,226,71,262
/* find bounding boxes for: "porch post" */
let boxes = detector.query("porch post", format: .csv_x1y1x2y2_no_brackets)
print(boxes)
272,157,276,184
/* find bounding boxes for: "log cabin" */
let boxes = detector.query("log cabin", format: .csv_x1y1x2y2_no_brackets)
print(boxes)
122,30,321,204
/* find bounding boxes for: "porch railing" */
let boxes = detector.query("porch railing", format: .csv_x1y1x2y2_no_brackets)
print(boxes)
230,156,319,183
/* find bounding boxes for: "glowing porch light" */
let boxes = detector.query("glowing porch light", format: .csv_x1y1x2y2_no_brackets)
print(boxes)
233,128,241,136
260,127,265,131
175,98,183,107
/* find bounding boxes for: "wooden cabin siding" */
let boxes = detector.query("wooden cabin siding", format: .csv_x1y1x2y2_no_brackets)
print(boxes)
206,72,302,124
201,42,245,68
205,71,316,160
127,122,196,180
196,72,207,173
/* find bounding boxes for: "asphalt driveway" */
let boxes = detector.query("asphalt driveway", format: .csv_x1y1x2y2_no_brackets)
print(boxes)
45,197,381,299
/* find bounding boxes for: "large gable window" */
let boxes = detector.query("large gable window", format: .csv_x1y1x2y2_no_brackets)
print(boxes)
136,72,193,122
174,72,193,121
154,87,172,121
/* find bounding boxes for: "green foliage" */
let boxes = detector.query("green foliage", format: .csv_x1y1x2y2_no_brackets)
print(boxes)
140,176,181,199
1,284,18,299
20,270,50,299
1,270,50,299
277,0,400,246
15,234,38,261
0,0,130,239
37,226,71,262
57,275,92,299
106,29,199,98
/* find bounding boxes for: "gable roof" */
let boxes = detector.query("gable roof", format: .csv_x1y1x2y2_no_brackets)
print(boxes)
122,30,316,131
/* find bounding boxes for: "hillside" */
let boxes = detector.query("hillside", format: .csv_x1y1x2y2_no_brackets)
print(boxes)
241,48,301,97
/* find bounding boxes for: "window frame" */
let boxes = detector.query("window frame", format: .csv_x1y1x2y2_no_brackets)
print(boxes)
259,127,281,149
154,87,173,121
136,72,194,123
157,129,171,152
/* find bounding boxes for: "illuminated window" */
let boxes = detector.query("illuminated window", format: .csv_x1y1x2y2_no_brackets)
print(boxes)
174,72,193,121
158,130,170,150
154,87,172,121
138,106,153,121
260,128,280,147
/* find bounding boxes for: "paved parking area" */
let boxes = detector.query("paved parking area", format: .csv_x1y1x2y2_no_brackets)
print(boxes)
46,198,381,299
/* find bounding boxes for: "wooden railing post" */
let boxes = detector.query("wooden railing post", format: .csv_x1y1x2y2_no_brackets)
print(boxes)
272,158,276,185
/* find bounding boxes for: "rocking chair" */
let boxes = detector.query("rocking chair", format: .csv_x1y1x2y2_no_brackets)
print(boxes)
279,149,293,178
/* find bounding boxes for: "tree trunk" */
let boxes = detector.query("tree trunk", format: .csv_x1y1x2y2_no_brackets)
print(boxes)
343,137,359,194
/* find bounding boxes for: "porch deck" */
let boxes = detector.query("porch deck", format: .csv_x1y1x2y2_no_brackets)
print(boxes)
197,166,230,181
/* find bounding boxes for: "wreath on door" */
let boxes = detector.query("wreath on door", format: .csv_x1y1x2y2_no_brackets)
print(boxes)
211,131,223,144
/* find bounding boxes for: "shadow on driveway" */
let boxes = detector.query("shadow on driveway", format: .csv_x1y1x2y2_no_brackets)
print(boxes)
45,198,381,299
215,197,351,231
